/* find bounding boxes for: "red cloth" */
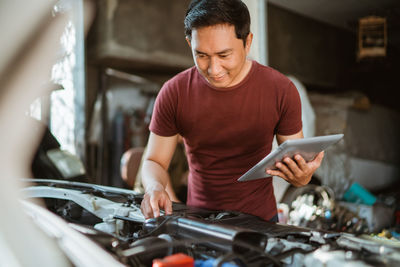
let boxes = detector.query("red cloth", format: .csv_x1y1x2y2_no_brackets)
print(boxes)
150,61,302,221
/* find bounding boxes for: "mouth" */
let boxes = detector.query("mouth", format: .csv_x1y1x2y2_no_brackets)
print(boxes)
209,73,227,82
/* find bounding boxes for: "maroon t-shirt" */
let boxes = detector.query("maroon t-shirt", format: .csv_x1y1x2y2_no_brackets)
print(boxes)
150,61,302,221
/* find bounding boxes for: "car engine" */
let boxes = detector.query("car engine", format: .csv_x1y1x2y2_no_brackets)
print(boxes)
21,179,400,267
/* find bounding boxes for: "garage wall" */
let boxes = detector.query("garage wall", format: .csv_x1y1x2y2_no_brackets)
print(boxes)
267,4,356,90
267,3,400,112
87,0,193,74
85,0,195,184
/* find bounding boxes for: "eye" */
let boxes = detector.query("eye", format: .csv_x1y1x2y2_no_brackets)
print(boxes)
219,54,230,58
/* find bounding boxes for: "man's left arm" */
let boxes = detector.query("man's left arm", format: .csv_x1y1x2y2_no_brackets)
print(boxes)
266,130,324,187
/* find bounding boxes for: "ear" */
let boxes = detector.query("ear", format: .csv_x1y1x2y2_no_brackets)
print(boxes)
185,37,192,48
245,32,253,54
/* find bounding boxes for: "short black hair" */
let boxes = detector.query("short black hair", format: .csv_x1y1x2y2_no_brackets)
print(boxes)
184,0,251,45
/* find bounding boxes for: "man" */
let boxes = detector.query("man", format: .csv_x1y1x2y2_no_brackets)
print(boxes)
140,0,324,222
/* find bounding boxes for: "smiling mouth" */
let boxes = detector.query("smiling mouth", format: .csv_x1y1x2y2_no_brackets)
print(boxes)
209,74,226,82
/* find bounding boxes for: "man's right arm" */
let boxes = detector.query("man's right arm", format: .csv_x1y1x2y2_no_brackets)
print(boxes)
140,132,178,219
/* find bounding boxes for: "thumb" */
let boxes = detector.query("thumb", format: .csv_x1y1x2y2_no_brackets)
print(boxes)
310,151,324,169
316,151,324,162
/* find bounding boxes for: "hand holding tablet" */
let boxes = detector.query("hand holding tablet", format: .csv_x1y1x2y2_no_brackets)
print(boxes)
237,134,344,182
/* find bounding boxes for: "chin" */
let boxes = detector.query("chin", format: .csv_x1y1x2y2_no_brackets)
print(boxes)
210,82,225,88
207,78,230,88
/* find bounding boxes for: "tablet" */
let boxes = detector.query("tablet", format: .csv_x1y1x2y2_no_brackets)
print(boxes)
237,134,344,182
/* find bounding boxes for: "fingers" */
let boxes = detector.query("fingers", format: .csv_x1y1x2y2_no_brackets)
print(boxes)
150,197,161,218
154,195,173,216
163,199,173,215
266,154,313,187
293,154,307,171
267,167,303,187
140,194,154,219
267,168,290,182
140,190,173,219
276,160,295,180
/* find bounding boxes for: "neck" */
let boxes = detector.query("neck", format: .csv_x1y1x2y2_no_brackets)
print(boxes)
231,59,252,86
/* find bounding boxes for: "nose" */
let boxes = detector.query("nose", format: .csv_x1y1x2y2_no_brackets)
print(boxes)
208,56,222,76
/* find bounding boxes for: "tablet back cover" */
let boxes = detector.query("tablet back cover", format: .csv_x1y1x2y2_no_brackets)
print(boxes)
237,134,343,182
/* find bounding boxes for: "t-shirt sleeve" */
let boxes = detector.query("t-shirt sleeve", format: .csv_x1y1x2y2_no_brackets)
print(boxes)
149,80,179,137
275,79,302,135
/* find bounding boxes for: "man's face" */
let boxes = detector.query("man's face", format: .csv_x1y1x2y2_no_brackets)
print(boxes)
187,24,252,88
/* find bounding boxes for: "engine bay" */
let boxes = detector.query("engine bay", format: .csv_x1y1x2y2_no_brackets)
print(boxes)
21,179,400,267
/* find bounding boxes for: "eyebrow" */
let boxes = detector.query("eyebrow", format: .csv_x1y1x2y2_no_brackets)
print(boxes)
195,49,233,56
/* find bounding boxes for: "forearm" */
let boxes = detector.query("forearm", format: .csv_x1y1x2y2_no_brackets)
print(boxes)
142,159,180,202
140,132,178,218
141,159,170,192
